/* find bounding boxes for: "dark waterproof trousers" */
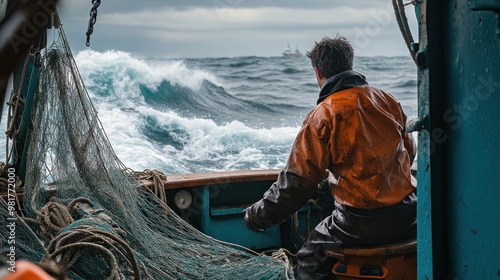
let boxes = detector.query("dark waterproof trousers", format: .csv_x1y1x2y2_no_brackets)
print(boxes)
296,192,417,280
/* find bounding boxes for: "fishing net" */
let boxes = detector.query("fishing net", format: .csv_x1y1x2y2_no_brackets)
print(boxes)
0,25,294,279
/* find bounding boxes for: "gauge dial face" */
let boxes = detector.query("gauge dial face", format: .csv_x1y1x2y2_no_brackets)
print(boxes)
174,190,193,209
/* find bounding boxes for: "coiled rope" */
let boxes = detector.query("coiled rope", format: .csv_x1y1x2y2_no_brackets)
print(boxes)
36,198,74,239
21,196,140,279
44,225,140,280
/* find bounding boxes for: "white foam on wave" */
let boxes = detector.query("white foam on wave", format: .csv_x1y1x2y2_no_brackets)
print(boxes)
133,106,299,173
75,50,221,104
73,50,300,173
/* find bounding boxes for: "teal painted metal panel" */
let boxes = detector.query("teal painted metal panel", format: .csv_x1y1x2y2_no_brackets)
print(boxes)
200,186,282,250
443,0,500,278
419,0,500,278
170,174,333,251
209,213,281,250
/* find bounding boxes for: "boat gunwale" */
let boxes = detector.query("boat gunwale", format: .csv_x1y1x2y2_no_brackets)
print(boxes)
141,169,280,190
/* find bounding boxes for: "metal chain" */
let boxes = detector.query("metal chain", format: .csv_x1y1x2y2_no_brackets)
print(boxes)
85,0,101,47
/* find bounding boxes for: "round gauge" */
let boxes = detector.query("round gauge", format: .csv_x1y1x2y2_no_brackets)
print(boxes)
174,190,193,210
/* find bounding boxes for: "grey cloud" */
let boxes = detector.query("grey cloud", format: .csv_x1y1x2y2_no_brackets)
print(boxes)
55,1,417,58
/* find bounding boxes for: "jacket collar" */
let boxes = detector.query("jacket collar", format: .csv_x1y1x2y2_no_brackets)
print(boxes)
317,70,368,104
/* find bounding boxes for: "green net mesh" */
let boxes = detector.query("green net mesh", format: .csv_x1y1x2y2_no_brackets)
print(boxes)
0,26,293,279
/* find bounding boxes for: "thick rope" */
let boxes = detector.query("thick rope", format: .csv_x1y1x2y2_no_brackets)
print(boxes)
133,169,168,204
292,198,324,243
26,195,140,279
36,197,74,239
44,225,141,280
27,196,142,279
0,162,22,195
271,249,294,280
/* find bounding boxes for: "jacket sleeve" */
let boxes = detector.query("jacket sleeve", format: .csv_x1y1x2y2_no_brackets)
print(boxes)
244,120,330,230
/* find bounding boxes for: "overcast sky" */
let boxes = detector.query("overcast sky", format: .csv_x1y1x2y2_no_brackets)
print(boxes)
56,0,418,58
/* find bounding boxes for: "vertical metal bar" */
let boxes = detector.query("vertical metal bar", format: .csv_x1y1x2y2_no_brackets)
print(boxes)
416,0,447,278
415,1,433,279
200,186,212,235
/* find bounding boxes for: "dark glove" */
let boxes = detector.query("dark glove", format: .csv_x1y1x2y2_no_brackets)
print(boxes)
243,207,264,232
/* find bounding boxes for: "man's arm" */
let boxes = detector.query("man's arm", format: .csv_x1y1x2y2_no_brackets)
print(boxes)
244,121,330,231
244,168,318,231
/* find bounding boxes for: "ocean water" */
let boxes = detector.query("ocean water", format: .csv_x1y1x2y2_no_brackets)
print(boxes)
1,51,418,174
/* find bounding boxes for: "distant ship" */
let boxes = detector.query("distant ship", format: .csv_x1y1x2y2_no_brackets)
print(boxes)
282,44,303,57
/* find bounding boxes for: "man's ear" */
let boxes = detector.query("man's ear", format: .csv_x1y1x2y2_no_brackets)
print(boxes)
314,67,325,80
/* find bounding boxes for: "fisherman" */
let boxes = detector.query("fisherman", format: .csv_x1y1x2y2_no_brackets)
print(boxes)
243,35,417,279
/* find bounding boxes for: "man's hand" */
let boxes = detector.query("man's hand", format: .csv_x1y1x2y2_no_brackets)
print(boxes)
243,207,265,232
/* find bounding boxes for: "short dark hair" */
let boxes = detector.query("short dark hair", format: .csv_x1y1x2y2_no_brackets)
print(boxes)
306,35,354,79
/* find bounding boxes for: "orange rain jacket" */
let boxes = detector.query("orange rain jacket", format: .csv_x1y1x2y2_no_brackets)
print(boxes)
245,70,416,230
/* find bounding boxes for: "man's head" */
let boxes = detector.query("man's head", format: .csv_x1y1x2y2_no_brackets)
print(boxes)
306,35,354,88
